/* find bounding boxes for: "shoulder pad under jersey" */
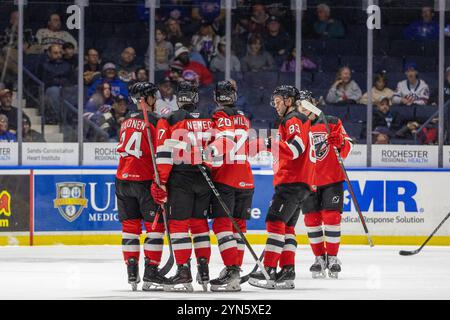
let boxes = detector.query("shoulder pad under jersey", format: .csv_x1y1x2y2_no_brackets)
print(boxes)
325,115,340,125
125,111,159,127
212,105,236,117
281,111,308,126
165,109,189,126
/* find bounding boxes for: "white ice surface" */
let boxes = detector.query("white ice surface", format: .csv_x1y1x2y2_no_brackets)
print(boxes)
0,245,449,300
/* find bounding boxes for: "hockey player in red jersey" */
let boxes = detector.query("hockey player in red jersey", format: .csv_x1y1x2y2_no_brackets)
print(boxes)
249,85,316,290
151,81,213,292
207,80,254,292
115,82,168,291
297,90,353,279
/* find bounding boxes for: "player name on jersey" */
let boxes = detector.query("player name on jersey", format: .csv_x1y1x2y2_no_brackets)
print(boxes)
186,119,213,131
121,118,146,131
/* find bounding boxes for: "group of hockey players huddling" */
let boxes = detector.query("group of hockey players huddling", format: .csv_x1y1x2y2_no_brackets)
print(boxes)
115,78,353,292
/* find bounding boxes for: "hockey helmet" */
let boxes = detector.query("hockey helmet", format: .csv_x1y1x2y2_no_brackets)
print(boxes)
214,80,237,105
129,82,158,104
177,81,199,107
270,85,300,107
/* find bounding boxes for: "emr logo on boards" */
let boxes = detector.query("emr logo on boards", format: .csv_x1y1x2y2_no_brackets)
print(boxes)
0,190,12,228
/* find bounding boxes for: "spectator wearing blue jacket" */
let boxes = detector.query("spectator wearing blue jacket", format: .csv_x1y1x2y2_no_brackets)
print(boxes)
88,62,128,98
403,6,439,41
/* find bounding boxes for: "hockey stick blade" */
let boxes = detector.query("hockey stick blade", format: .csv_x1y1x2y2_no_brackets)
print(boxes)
398,212,450,257
300,100,322,116
399,250,419,256
240,251,264,284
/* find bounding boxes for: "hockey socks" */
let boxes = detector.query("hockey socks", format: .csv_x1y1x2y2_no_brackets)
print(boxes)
213,217,239,266
304,212,326,257
279,225,297,268
263,220,285,268
122,219,142,263
322,210,342,256
305,211,342,256
169,220,192,265
233,218,247,267
143,221,165,266
190,218,211,263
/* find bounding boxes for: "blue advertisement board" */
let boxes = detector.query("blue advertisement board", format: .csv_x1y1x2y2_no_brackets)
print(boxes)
35,173,120,232
34,172,274,232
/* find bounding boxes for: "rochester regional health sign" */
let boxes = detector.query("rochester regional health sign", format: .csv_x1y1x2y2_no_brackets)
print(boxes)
371,145,438,168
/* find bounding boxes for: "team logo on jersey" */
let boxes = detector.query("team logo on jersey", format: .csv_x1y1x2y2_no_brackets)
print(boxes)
332,196,340,204
53,183,88,222
312,132,329,161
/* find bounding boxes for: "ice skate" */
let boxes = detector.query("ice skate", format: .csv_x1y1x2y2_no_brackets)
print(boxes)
248,267,277,289
163,263,194,292
142,259,167,291
210,266,241,292
327,255,342,279
275,265,295,289
196,257,210,292
310,255,327,279
126,257,140,291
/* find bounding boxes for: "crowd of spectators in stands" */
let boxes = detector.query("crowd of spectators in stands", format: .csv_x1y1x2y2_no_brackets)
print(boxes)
0,1,447,144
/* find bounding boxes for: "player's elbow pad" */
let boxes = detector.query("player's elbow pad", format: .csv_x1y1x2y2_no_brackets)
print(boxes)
156,145,173,165
285,136,305,160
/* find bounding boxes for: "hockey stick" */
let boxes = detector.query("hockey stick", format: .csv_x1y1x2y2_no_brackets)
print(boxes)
196,164,271,281
399,211,450,256
140,100,175,276
300,100,374,247
239,251,264,284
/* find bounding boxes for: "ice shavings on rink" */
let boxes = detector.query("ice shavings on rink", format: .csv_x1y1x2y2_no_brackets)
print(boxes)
0,245,449,300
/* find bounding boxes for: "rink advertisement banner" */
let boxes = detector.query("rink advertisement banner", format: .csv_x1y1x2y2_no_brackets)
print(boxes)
343,144,367,167
34,171,119,232
442,146,450,168
31,169,450,239
0,143,18,165
311,170,450,237
371,145,438,168
83,143,120,166
22,143,78,166
0,172,30,232
33,170,270,232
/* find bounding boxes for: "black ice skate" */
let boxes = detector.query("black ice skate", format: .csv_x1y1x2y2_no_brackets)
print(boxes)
248,267,276,289
126,257,140,291
196,257,210,292
310,255,327,279
275,265,295,289
327,255,342,279
163,263,194,292
210,266,241,292
142,259,168,291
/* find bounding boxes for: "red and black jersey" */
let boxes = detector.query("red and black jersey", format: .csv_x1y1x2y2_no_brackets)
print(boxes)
209,106,254,190
310,116,353,187
155,108,213,184
116,110,159,181
273,110,315,190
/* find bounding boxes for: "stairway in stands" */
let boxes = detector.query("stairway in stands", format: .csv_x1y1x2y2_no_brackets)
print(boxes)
12,94,64,142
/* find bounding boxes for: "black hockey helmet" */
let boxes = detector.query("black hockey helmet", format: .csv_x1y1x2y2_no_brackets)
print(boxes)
177,81,199,107
270,85,300,107
298,90,313,103
129,82,158,104
214,80,237,105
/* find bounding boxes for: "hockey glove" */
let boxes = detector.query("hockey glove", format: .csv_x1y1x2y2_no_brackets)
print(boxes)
327,131,344,149
151,183,167,205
